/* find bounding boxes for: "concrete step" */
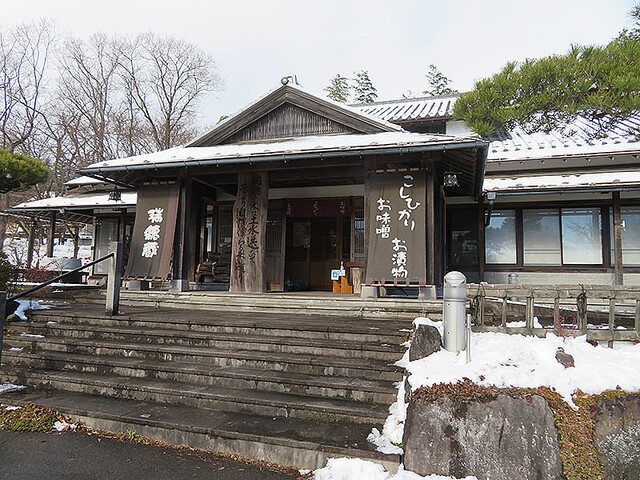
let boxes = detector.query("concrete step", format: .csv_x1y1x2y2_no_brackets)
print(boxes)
4,350,398,404
79,290,443,320
27,307,413,344
8,322,405,362
3,335,404,382
0,389,400,471
0,369,390,424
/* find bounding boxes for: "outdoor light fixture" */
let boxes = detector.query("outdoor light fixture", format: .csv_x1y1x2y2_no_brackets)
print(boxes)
109,187,121,202
443,172,459,187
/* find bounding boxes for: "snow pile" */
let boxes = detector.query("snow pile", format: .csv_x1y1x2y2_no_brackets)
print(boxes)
0,384,26,395
367,379,405,455
404,319,640,409
313,458,477,480
14,299,50,320
4,406,21,411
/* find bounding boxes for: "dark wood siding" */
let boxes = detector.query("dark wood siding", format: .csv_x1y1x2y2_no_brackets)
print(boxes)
220,103,357,144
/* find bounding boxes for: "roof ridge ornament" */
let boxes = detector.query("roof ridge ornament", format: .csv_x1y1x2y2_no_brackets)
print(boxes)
280,75,301,86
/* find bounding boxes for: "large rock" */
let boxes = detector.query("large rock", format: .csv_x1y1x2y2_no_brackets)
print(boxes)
403,394,563,480
409,325,441,361
594,394,640,480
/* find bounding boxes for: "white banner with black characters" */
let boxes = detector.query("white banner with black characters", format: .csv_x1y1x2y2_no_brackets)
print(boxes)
365,171,427,286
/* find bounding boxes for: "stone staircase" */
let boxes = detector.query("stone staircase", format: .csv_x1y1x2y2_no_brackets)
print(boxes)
0,298,429,470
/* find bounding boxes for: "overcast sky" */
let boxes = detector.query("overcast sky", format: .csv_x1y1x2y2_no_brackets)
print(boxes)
2,0,637,130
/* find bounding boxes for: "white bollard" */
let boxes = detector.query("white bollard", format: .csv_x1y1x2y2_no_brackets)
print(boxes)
443,271,467,352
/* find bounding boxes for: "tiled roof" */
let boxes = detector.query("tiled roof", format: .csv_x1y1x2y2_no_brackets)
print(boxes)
352,94,457,122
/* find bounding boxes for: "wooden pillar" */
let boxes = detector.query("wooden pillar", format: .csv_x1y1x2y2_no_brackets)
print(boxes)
230,172,269,293
363,156,376,282
612,191,624,285
46,211,56,257
26,217,37,269
0,291,5,372
425,159,436,285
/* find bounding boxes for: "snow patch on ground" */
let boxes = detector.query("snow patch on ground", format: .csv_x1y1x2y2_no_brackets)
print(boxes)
313,458,477,480
406,325,640,409
13,300,50,320
367,377,405,455
4,406,21,411
0,384,26,395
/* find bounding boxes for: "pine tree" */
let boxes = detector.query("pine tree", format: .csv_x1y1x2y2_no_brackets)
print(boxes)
353,70,378,104
454,2,640,138
423,64,458,96
324,74,351,103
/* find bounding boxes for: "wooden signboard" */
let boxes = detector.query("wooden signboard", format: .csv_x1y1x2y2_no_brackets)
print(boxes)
230,172,269,292
125,185,179,280
365,171,427,286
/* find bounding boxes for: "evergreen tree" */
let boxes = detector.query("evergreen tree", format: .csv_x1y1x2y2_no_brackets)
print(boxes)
423,64,458,96
454,2,640,138
0,149,49,194
324,74,351,103
353,70,378,104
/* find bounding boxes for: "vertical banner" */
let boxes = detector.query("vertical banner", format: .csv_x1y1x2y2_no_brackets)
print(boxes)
125,184,179,279
230,172,269,293
366,171,427,285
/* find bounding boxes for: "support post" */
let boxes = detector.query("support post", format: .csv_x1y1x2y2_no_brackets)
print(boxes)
608,297,616,348
26,218,37,269
554,295,561,334
526,293,534,330
46,211,56,257
0,291,5,371
105,241,123,316
636,299,640,332
613,192,624,285
501,295,507,328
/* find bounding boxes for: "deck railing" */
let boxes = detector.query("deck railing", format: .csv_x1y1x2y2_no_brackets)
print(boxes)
467,284,640,346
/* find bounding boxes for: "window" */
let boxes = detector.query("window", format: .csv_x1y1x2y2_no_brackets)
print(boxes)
610,207,640,266
353,204,365,256
449,209,478,267
485,210,517,264
484,206,608,267
266,207,283,255
561,208,602,264
523,209,561,265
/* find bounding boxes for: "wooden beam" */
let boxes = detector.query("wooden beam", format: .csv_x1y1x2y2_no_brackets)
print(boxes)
613,191,624,285
426,158,436,284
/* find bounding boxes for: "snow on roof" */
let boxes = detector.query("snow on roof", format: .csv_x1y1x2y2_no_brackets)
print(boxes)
483,171,640,193
12,192,137,211
81,131,483,172
487,116,640,162
64,176,106,186
353,94,458,122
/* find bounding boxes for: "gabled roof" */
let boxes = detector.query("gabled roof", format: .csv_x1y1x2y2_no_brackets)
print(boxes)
189,83,401,147
352,94,458,123
11,191,137,211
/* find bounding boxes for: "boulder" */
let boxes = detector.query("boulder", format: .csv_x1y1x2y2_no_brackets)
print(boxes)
403,394,563,480
594,394,640,480
409,324,441,361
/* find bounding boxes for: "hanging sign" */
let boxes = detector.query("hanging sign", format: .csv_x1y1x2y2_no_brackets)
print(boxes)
365,171,427,286
125,185,179,279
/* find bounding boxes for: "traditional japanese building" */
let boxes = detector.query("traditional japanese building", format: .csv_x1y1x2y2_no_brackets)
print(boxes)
12,80,640,290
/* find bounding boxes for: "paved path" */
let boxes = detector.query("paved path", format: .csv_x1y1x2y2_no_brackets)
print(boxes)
0,430,302,480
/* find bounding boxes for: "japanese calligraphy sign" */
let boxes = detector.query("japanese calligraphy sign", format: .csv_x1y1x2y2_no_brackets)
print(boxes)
125,185,179,279
230,172,269,293
366,171,427,286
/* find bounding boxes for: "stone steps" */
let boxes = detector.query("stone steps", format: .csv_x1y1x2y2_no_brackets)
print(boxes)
0,390,400,472
1,369,389,424
4,350,397,404
1,302,411,469
79,290,442,321
7,321,405,362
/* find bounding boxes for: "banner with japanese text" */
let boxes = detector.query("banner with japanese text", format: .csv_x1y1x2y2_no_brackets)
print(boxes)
365,171,427,286
125,184,179,279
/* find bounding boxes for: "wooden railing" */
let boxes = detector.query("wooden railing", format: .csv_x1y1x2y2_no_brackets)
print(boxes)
467,284,640,345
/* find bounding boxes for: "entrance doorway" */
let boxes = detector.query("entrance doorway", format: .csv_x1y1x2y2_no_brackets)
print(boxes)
284,216,350,291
